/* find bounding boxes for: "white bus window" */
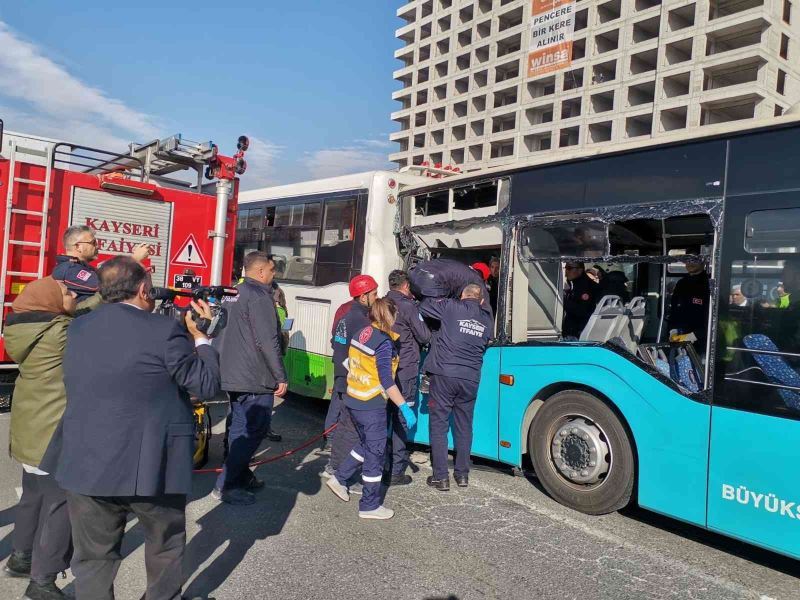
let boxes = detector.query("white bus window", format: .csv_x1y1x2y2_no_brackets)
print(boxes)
745,208,800,254
267,203,321,283
318,198,356,265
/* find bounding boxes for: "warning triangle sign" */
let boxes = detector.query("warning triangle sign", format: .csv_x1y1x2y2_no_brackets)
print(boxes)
171,234,207,267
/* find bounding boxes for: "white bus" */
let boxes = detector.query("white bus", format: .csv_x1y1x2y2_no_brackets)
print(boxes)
235,170,428,399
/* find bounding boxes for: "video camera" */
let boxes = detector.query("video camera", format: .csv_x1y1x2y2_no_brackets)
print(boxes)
149,285,238,338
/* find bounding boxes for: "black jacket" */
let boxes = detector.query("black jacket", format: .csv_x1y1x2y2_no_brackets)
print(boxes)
409,259,493,316
386,289,431,381
51,255,98,302
49,303,220,497
668,271,710,345
331,300,371,392
214,277,287,394
563,273,600,338
420,297,493,383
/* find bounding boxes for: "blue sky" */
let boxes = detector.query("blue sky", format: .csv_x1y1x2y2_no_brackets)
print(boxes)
0,2,402,187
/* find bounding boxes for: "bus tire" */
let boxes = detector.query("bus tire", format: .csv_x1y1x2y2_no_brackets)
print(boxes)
529,389,634,515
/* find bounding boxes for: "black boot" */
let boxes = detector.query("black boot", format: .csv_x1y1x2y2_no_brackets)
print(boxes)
265,429,282,442
426,475,450,491
4,550,31,577
23,578,67,600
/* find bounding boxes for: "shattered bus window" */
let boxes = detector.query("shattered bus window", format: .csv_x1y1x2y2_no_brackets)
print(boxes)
453,181,497,211
520,220,607,259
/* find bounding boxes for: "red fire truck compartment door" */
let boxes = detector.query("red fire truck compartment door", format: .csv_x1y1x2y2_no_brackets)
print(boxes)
70,188,173,287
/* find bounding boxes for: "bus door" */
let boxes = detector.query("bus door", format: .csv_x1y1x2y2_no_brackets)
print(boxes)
709,197,800,559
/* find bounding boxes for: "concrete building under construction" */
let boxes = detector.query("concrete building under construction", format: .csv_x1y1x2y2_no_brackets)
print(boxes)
389,0,800,172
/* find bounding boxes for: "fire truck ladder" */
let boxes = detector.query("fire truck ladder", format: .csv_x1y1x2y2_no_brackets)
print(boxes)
0,139,54,334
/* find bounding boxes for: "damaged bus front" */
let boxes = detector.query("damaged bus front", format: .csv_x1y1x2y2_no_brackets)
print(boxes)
398,115,800,561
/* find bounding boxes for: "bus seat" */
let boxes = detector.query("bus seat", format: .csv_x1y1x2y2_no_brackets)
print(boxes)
285,256,314,282
617,296,647,352
742,334,800,411
579,295,625,343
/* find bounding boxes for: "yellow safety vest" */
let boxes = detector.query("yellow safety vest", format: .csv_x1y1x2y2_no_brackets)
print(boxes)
346,325,399,402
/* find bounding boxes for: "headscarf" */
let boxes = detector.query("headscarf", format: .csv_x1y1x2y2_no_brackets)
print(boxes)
11,277,67,315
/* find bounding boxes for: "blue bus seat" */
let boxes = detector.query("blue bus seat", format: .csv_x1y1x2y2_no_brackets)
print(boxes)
742,333,800,411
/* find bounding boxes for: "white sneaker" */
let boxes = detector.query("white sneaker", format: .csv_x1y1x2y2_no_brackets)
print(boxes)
326,477,350,502
359,505,395,520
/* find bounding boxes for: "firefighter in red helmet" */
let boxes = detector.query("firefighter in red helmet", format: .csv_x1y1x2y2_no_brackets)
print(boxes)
322,274,380,487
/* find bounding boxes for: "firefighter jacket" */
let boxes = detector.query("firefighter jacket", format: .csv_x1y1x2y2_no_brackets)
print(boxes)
345,325,400,410
386,289,430,381
419,297,493,383
331,300,371,393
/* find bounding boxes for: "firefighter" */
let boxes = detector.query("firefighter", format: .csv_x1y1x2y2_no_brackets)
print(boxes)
323,275,378,481
420,283,493,490
325,298,417,519
52,225,150,309
562,261,600,339
408,258,493,316
667,256,710,350
385,269,430,484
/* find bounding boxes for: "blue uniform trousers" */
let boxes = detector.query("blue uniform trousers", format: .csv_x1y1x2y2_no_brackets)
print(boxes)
329,391,361,473
428,374,479,481
216,392,274,491
335,407,387,511
387,376,418,476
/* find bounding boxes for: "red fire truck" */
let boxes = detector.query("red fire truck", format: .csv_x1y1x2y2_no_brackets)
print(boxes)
0,118,244,418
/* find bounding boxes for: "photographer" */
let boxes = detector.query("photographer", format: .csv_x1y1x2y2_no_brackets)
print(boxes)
213,251,288,506
46,256,220,600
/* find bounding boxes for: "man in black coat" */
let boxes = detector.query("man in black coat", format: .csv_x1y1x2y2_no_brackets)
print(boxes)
213,251,288,505
562,261,600,338
386,269,431,484
50,256,220,600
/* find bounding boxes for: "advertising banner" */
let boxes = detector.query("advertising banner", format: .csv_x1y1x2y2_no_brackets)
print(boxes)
528,0,576,78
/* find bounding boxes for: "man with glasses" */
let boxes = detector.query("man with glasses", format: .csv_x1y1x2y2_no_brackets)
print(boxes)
52,226,150,308
562,261,600,339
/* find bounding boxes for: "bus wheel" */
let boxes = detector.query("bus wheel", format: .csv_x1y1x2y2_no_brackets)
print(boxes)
529,390,634,515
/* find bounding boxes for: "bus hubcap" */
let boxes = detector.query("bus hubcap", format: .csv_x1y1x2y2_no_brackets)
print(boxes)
550,417,611,485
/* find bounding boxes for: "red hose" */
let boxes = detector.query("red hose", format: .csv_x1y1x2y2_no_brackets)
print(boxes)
192,423,338,474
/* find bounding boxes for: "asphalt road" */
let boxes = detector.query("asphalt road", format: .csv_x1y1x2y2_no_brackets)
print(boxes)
0,394,798,600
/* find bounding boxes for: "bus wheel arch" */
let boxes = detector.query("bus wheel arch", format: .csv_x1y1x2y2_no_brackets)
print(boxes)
526,386,637,515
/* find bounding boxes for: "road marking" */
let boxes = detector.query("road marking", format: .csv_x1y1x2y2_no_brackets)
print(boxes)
15,486,21,499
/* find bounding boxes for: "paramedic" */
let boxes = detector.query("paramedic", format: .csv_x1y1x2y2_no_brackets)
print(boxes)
325,297,417,520
324,275,378,479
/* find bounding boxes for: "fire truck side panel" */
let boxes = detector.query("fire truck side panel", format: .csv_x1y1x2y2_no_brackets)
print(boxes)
0,157,237,364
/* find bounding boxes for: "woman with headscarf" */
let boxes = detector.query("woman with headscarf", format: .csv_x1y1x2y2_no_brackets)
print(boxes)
3,277,77,600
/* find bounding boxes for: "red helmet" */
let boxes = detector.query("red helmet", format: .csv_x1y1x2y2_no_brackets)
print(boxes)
471,262,490,282
349,274,378,298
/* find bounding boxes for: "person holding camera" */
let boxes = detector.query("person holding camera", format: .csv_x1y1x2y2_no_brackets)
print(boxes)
42,256,220,600
213,251,288,506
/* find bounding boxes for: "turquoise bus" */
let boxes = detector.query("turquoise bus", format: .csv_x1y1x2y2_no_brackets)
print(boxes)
399,115,800,561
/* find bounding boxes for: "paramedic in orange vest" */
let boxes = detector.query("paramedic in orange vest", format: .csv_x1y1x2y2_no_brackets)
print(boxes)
325,298,417,520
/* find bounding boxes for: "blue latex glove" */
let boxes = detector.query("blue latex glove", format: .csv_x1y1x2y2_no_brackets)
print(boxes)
399,402,417,430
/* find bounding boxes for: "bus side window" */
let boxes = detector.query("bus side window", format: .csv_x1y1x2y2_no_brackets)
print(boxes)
720,207,800,418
